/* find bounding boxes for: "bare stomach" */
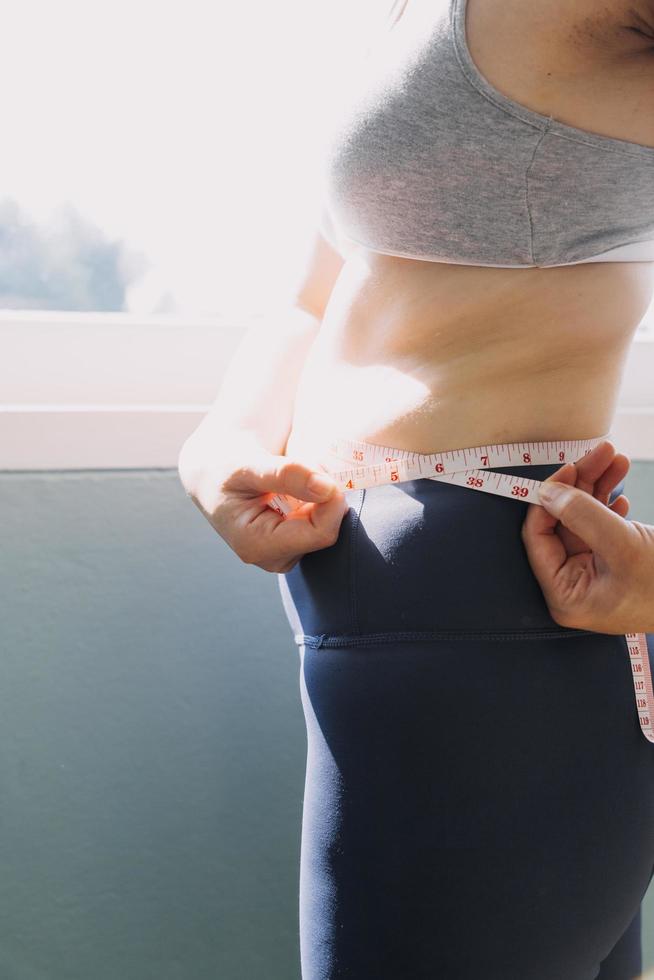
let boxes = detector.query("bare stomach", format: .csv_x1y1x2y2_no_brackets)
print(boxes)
285,248,654,463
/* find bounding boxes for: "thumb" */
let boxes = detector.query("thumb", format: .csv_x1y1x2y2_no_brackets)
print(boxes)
537,481,629,557
229,446,338,503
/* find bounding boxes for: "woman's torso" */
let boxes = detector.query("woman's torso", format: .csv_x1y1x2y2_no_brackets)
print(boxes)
285,0,654,461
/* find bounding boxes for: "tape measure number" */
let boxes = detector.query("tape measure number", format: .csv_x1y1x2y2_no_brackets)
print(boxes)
267,433,654,744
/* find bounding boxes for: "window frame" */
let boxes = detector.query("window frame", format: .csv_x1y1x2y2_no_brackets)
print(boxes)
0,308,653,469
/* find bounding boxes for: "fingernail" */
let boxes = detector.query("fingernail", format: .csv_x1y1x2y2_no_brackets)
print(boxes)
538,481,571,505
306,473,336,499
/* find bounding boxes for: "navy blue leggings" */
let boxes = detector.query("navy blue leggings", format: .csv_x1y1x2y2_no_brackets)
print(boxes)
278,461,654,980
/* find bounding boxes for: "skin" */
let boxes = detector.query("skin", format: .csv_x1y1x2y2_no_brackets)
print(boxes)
180,0,654,588
181,425,348,574
522,441,654,633
285,0,654,462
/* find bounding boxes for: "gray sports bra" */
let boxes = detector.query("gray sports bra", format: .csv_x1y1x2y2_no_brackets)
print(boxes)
318,0,654,268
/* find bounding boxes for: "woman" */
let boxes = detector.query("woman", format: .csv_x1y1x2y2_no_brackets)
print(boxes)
178,0,654,976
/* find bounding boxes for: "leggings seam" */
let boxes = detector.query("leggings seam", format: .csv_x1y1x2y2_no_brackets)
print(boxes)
294,628,600,648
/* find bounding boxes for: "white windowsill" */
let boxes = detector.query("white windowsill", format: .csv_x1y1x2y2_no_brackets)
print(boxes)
1,309,653,469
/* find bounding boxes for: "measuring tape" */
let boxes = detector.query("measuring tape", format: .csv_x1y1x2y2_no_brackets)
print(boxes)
267,434,654,743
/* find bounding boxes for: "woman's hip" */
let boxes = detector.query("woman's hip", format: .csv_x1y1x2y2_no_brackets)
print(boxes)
279,461,617,638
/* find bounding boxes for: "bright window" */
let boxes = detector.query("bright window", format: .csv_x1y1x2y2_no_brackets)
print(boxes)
1,0,652,329
0,0,374,318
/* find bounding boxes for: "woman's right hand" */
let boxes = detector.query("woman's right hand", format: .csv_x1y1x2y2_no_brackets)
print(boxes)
177,428,349,574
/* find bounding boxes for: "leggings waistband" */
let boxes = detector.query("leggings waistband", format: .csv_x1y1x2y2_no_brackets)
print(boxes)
278,444,625,640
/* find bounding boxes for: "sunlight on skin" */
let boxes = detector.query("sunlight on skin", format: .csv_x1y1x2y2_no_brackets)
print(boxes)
287,360,436,463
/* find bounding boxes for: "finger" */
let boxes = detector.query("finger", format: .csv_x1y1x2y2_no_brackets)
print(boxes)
520,463,577,581
557,443,629,507
570,440,624,497
609,494,630,518
540,459,579,509
570,440,617,491
535,482,633,558
520,498,569,585
226,449,339,503
592,454,630,505
267,487,350,554
528,462,578,532
239,482,349,557
524,463,577,533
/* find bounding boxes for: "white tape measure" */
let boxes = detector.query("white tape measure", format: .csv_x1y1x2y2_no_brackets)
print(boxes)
267,433,654,743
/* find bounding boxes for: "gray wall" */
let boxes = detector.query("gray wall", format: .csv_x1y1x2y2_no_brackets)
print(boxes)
1,464,653,979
